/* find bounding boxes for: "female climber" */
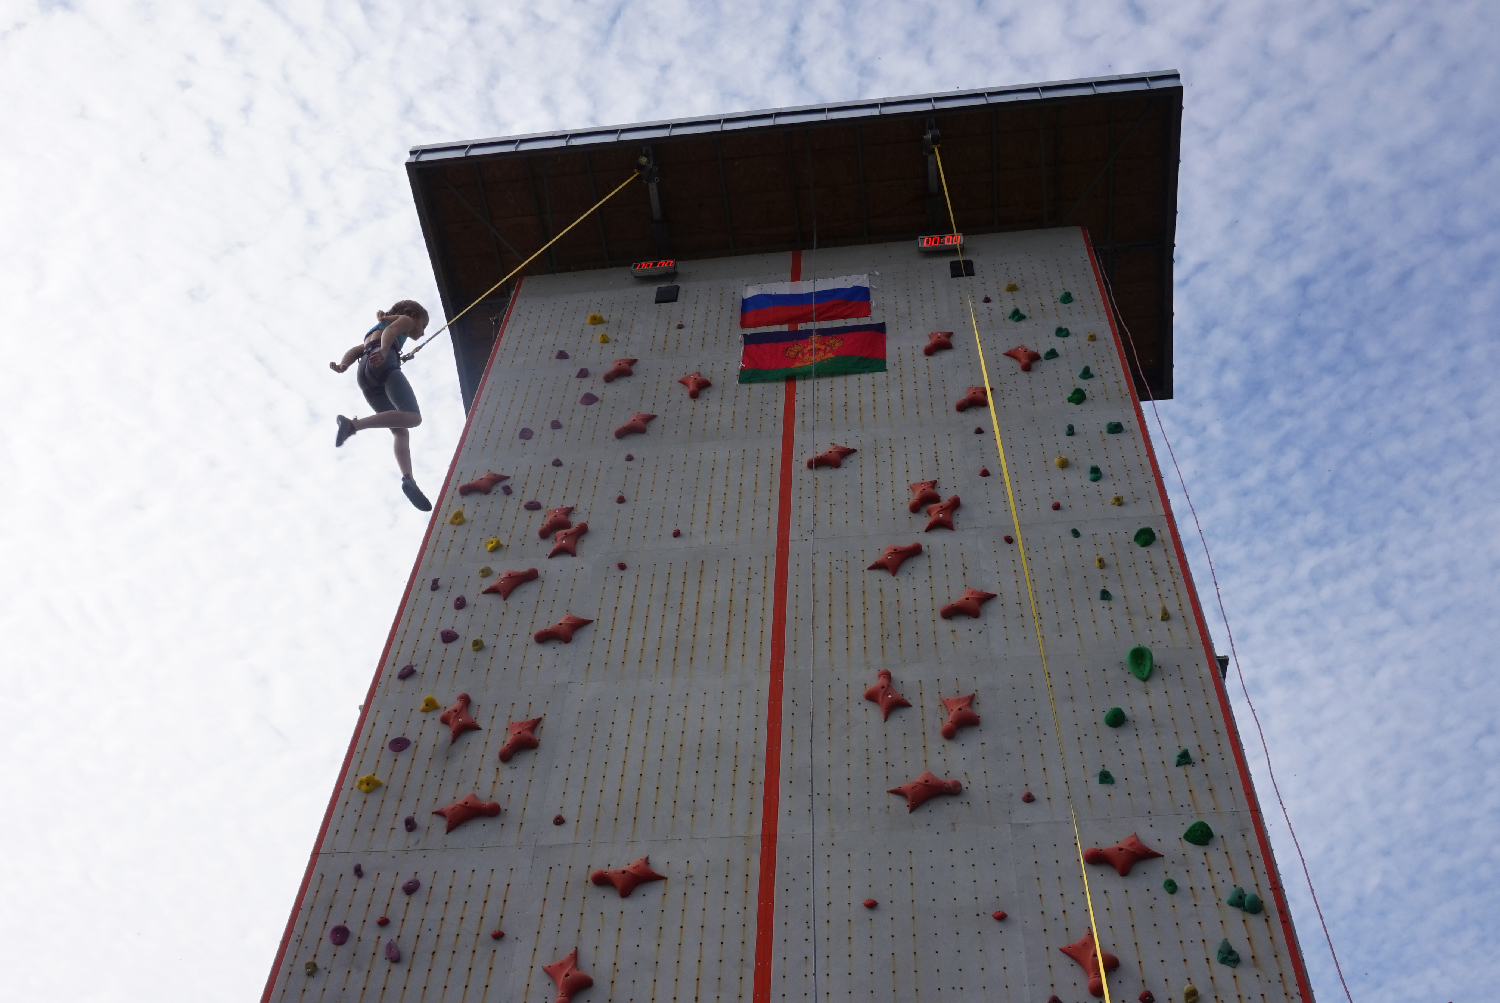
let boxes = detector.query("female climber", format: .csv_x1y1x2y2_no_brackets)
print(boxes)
330,300,433,511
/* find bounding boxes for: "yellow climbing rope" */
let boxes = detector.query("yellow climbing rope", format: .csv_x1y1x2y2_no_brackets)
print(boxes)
933,146,1113,1003
401,169,641,362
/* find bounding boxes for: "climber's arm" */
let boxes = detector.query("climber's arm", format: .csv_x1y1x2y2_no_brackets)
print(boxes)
329,343,364,373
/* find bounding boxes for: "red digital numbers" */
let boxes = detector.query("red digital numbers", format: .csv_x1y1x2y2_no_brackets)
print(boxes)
632,259,676,271
920,234,962,247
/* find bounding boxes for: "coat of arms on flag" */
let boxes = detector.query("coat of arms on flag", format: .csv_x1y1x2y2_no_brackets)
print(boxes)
739,274,871,328
738,323,887,383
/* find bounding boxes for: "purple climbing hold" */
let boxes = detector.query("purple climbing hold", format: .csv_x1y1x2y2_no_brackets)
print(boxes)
329,925,349,946
550,419,562,429
579,393,599,406
401,877,421,895
524,500,541,510
501,484,512,495
396,665,415,680
353,863,363,878
388,736,411,752
404,815,417,832
575,368,589,378
519,428,533,440
551,458,563,466
625,453,634,461
454,596,467,610
440,629,459,643
555,350,570,359
384,940,401,963
430,578,440,591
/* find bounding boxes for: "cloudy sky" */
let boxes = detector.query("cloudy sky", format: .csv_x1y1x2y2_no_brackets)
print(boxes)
2,1,1495,1000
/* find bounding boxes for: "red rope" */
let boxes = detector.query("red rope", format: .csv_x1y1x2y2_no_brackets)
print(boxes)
1096,266,1355,1003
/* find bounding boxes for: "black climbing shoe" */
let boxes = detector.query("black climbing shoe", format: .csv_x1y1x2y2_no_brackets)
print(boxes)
335,415,356,447
401,476,432,512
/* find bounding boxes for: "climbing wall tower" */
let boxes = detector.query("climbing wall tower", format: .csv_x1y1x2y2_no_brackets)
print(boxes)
265,77,1316,1003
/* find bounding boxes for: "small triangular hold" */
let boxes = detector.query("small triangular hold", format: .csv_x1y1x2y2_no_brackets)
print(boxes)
1175,748,1194,766
1159,603,1171,621
1059,291,1074,304
1078,366,1094,379
1008,308,1026,322
1043,348,1060,360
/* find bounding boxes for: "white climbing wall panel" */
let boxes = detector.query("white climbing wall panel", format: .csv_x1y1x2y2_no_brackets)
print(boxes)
266,228,1311,1003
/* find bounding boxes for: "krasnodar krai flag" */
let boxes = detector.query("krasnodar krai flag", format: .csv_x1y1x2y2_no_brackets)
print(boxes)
737,323,887,383
739,274,871,328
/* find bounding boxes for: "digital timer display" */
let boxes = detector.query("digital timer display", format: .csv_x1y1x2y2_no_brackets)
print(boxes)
631,259,678,277
917,233,964,251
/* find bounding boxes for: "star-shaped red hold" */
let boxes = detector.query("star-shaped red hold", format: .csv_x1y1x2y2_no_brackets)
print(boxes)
548,522,588,558
678,372,712,399
614,413,656,439
955,386,988,411
542,948,594,1003
538,506,574,539
864,669,911,720
940,588,997,619
535,614,593,644
459,471,509,495
908,480,941,513
590,856,666,897
1059,928,1120,998
1083,833,1163,876
924,495,961,531
431,793,502,833
940,693,980,739
482,567,538,600
1003,345,1041,371
923,331,953,356
602,358,637,383
439,693,482,743
888,771,962,812
807,444,857,469
497,717,543,762
867,542,922,575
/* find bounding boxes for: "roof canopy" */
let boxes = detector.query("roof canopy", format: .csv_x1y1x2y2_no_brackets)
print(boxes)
407,71,1182,405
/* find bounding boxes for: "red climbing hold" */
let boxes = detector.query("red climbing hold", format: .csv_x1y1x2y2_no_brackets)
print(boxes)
552,814,565,825
376,916,389,926
431,793,502,833
888,771,962,812
863,899,878,909
459,471,509,496
980,467,990,476
867,542,922,575
940,693,980,739
542,949,593,1003
992,910,1007,921
864,669,912,720
602,358,637,383
924,496,961,531
955,386,988,411
538,506,574,539
1051,502,1061,510
535,614,593,644
590,856,666,897
923,331,953,356
1003,535,1014,544
483,567,538,600
678,372,712,398
1022,791,1036,803
807,444,857,469
672,527,681,537
1003,345,1042,371
439,693,482,743
974,426,984,434
1139,993,1155,1003
497,717,543,762
940,587,997,619
615,494,626,503
1059,928,1120,998
1083,833,1163,876
614,413,656,438
491,930,505,940
617,562,627,570
548,522,589,558
908,480,941,513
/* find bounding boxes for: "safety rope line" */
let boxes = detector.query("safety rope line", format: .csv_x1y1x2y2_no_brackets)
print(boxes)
402,169,641,362
1096,266,1354,1003
933,146,1113,1003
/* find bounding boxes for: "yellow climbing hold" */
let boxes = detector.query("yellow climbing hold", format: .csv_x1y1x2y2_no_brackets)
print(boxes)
587,313,606,325
420,695,441,712
598,333,610,344
1086,332,1097,341
1183,984,1199,1003
1054,456,1069,468
1095,556,1105,569
304,961,319,976
478,566,493,577
1004,282,1019,292
485,537,502,552
1160,603,1171,621
355,774,383,793
449,510,466,525
471,638,484,651
1110,495,1124,506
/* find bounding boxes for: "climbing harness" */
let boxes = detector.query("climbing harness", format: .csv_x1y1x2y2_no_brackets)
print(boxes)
400,169,641,362
934,146,1114,1003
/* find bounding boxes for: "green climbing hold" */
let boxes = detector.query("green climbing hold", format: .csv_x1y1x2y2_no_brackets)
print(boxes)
1226,887,1246,909
1133,527,1157,547
1163,878,1178,894
1243,892,1264,914
1078,366,1094,379
1043,347,1060,360
1088,465,1102,482
1059,291,1074,304
1175,748,1194,766
1217,939,1241,968
1067,388,1087,405
1008,308,1026,322
1099,589,1112,601
1064,422,1075,435
1070,528,1081,538
1106,421,1124,434
1055,326,1071,337
1126,645,1153,681
1103,706,1126,728
1183,821,1214,846
1097,769,1115,784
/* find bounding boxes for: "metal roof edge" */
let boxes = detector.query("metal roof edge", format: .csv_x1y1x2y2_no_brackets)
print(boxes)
406,70,1182,163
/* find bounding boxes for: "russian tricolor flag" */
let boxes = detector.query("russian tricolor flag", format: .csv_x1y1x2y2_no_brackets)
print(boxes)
740,274,871,328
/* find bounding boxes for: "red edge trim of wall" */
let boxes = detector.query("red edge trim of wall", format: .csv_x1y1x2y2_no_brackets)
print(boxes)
260,279,526,1002
1082,229,1316,1003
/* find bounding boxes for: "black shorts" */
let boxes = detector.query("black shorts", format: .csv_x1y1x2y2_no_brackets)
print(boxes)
357,364,420,415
